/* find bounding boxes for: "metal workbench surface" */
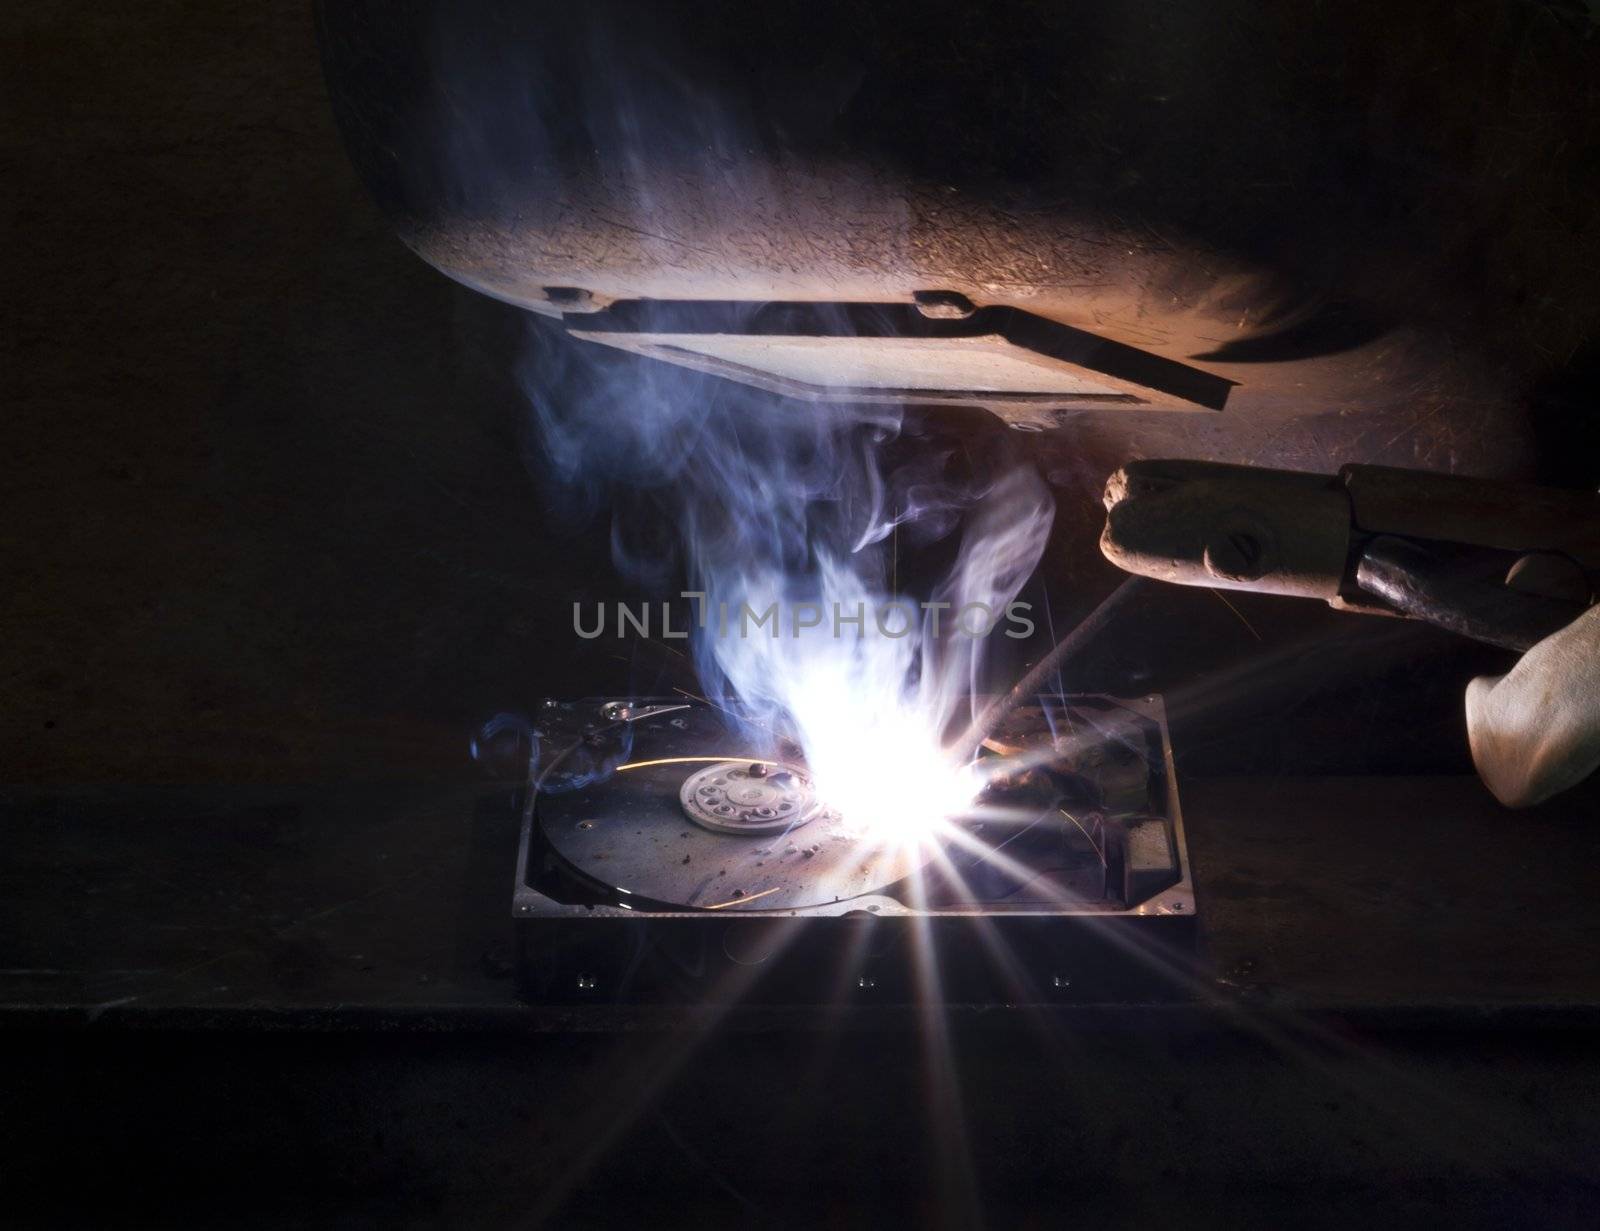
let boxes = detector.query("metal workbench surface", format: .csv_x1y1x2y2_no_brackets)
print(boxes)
3,774,1598,1030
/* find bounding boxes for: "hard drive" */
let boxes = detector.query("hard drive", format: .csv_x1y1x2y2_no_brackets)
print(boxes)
513,696,1197,1004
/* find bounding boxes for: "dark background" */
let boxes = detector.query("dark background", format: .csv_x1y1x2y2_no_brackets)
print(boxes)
4,2,582,782
5,4,1600,1228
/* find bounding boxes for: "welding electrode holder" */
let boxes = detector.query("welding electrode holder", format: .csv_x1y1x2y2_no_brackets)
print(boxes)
1099,459,1600,652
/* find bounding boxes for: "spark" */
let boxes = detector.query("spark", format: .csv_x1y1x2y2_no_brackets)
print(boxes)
703,885,783,909
1208,586,1263,641
617,755,776,772
1059,806,1107,866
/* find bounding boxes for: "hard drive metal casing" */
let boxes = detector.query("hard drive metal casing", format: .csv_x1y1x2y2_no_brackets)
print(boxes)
513,696,1197,1004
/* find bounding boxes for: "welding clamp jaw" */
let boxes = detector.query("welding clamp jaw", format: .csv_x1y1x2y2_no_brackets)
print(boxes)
1100,459,1600,652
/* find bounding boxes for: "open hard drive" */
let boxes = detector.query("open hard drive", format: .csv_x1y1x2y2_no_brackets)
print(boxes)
514,696,1196,1003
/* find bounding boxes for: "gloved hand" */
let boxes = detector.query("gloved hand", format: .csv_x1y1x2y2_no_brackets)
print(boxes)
1466,603,1600,807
